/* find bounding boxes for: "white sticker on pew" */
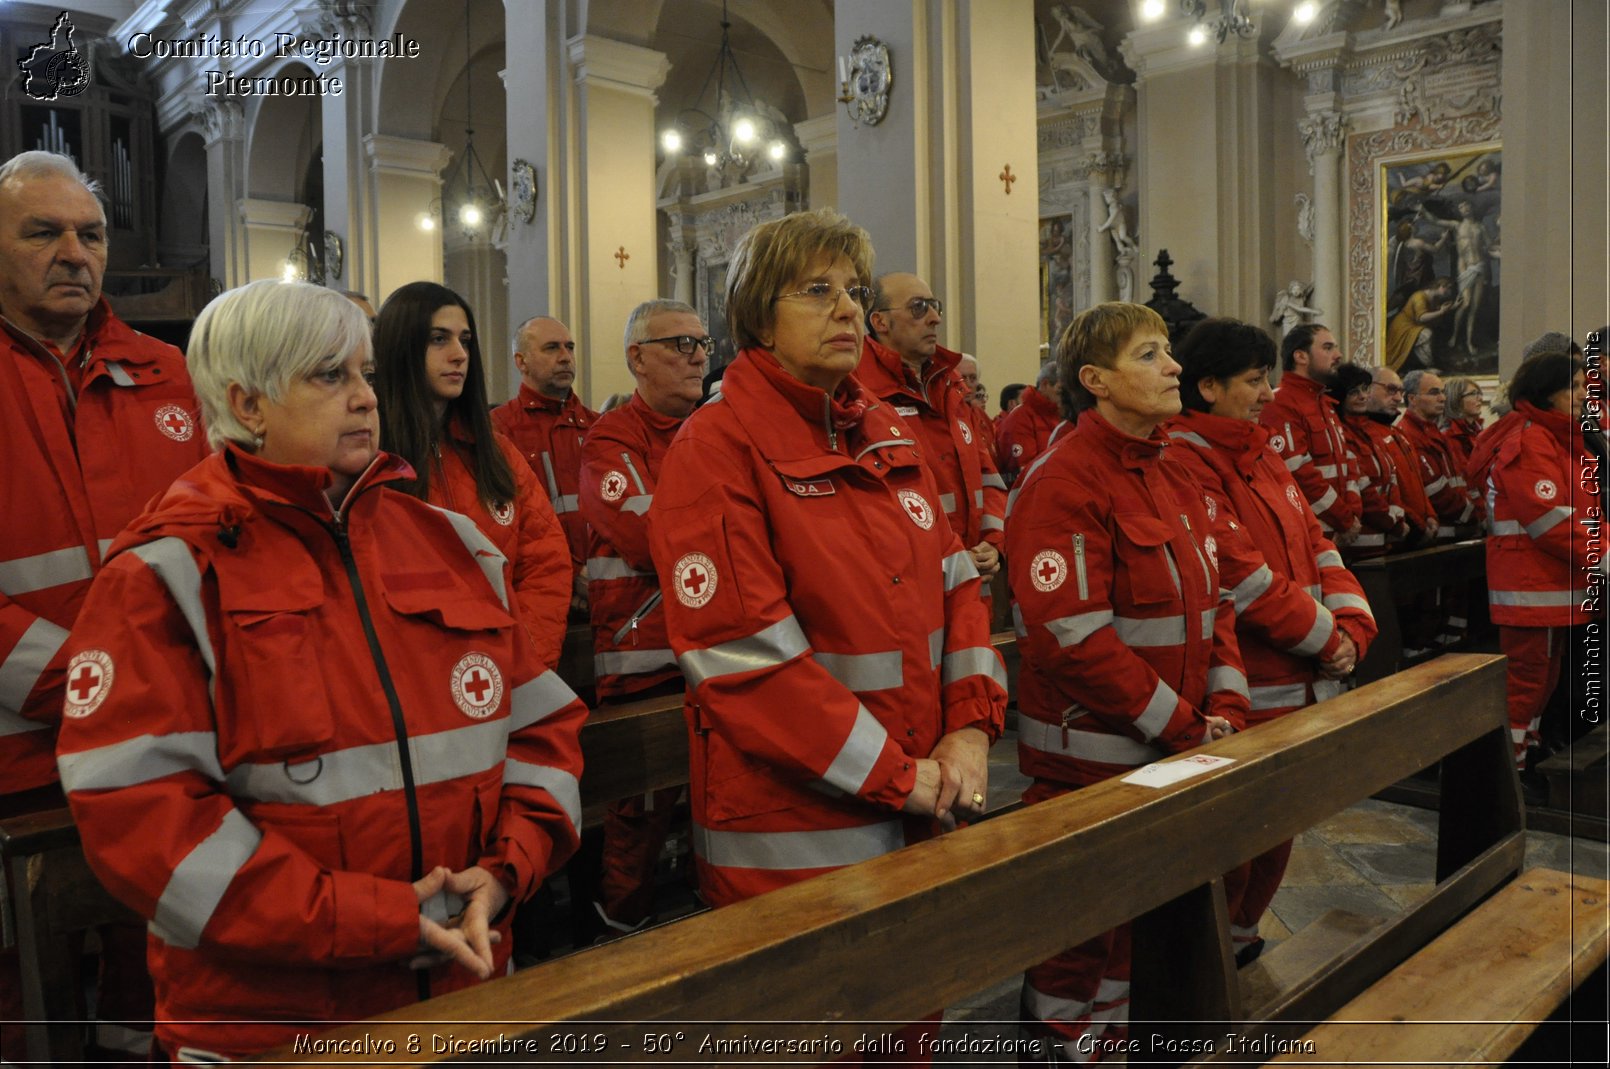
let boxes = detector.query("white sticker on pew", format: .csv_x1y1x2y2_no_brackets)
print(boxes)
1122,753,1236,788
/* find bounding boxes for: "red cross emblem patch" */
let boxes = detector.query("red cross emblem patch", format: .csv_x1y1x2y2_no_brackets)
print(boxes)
491,501,515,526
64,649,115,718
1011,443,1024,458
450,652,504,719
1285,485,1304,512
1535,479,1558,501
1030,549,1067,593
958,419,973,445
673,553,717,608
897,489,935,530
1203,535,1218,571
600,471,628,503
154,404,195,442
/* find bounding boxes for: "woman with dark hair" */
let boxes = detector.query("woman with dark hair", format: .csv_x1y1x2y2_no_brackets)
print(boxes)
373,282,570,667
1162,318,1376,964
1007,302,1246,1058
1328,363,1411,558
1473,341,1598,787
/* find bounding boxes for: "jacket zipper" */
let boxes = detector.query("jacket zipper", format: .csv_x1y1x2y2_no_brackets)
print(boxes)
614,590,663,646
1180,514,1212,597
823,396,837,452
620,452,648,495
1072,533,1089,600
1061,706,1074,749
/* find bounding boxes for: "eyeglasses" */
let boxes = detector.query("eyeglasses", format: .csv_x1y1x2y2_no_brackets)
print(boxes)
1421,388,1446,397
641,335,713,356
1374,384,1405,396
774,283,875,311
873,296,944,320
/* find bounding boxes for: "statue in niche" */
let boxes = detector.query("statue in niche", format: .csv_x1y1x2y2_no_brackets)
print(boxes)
1097,189,1137,257
1038,4,1111,93
1270,280,1323,338
1382,0,1404,31
1295,192,1315,246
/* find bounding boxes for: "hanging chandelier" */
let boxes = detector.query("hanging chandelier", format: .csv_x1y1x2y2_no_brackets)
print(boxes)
1142,0,1318,47
421,4,504,236
658,0,790,173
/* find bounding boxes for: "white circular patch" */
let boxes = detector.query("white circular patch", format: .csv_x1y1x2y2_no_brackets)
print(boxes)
450,652,504,720
958,420,973,445
64,649,115,719
1285,485,1304,511
491,501,515,527
1204,495,1218,522
154,404,195,442
1203,535,1218,571
600,471,628,503
1535,479,1558,501
897,489,935,530
673,553,717,608
1269,434,1286,453
1030,549,1067,593
1011,443,1024,458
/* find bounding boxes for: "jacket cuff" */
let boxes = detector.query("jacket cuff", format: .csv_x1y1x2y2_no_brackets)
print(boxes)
331,871,422,962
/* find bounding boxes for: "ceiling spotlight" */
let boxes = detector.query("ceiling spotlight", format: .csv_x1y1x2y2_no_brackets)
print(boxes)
459,203,482,228
1141,0,1167,21
418,212,436,232
768,141,786,161
1294,1,1318,24
1188,24,1209,46
732,117,756,144
661,129,683,153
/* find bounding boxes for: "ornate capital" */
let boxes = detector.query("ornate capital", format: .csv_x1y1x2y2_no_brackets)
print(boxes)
1080,151,1127,186
201,100,244,145
1298,110,1347,167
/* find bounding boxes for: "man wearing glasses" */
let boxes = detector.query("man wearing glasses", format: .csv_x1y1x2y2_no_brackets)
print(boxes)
578,298,711,935
1361,366,1438,549
858,273,1006,595
494,316,599,612
1396,369,1483,542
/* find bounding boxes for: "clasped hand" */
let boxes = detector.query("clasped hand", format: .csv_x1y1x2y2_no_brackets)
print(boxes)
411,865,510,979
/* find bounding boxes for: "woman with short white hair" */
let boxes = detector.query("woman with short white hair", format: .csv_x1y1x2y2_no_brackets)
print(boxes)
56,279,587,1062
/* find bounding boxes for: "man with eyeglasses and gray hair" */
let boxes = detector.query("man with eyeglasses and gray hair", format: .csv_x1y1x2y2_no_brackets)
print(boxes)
578,298,710,935
1396,368,1483,542
858,273,1006,597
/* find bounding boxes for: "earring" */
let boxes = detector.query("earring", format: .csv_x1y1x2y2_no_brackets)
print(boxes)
252,431,264,450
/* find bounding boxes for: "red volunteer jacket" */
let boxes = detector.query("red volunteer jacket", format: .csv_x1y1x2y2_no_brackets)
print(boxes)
996,384,1062,483
1164,410,1377,722
427,422,571,667
1,301,208,792
491,386,598,570
1483,402,1597,628
579,392,684,699
1007,409,1251,788
1443,416,1482,474
856,338,1006,550
1337,414,1409,557
1395,409,1481,536
649,350,1007,907
56,447,586,1058
1259,372,1360,536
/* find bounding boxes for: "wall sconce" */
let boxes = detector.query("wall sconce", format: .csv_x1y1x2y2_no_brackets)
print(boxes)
837,36,892,127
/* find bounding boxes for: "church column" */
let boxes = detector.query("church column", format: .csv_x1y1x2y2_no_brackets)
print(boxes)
312,6,377,296
1083,151,1123,303
363,135,451,304
795,114,838,210
567,34,670,405
666,224,694,307
236,199,309,284
201,101,246,288
834,0,1039,384
1299,109,1346,345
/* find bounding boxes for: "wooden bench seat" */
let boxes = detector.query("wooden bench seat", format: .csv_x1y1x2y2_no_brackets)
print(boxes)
1269,867,1609,1065
1352,539,1491,683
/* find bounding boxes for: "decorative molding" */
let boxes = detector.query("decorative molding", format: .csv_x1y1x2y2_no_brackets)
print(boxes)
200,100,244,144
237,198,311,230
1037,111,1102,150
793,115,838,161
364,134,452,179
1298,109,1349,167
567,34,670,100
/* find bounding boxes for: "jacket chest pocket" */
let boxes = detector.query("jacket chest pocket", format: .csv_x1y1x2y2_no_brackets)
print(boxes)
380,573,520,723
217,569,333,762
1113,512,1182,607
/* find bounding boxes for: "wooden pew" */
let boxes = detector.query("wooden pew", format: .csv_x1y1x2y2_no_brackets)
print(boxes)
272,654,1546,1068
1352,538,1491,683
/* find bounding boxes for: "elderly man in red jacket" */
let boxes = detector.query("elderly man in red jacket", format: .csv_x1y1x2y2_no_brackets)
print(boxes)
0,149,209,1057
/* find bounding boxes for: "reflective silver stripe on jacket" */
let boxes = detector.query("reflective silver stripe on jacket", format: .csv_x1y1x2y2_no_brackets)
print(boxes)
0,616,69,717
1012,602,1028,639
585,556,654,581
942,550,979,593
1022,977,1131,1026
679,615,809,687
942,646,1007,690
103,360,136,386
1250,683,1308,711
596,648,678,679
622,495,653,516
1310,486,1338,515
939,492,958,513
972,489,985,509
1113,610,1214,647
1288,605,1337,657
1323,592,1373,617
427,506,510,610
1353,532,1385,546
691,819,904,871
1135,677,1181,739
1317,464,1339,478
0,545,94,596
1045,609,1113,648
1304,583,1323,601
1206,666,1249,699
820,704,889,795
0,708,50,737
1490,589,1580,608
1525,507,1574,539
1017,715,1159,765
129,539,217,678
511,671,576,730
1315,549,1344,570
59,731,224,791
1285,453,1312,472
1229,565,1273,615
1005,449,1059,516
929,627,945,669
814,650,903,693
1489,519,1525,536
539,453,579,514
981,473,1007,491
980,515,1004,533
1423,475,1449,495
150,809,262,949
1311,679,1344,704
503,759,582,832
1168,430,1210,449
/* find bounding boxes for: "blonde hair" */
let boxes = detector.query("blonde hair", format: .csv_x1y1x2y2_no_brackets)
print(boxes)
1056,301,1169,421
187,280,372,450
1440,375,1482,427
725,208,874,350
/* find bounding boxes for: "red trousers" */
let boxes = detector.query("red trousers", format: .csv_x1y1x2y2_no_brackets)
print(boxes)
1221,839,1295,951
598,786,683,929
1500,626,1565,768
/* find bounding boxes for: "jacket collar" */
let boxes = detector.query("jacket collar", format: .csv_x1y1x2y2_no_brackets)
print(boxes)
1514,400,1576,450
1169,408,1268,468
626,389,688,436
1022,385,1060,419
1,297,148,364
856,336,960,406
1074,407,1169,470
1276,371,1327,402
722,347,898,464
516,382,580,415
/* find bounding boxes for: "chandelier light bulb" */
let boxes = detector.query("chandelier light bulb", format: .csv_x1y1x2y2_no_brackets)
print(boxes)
1141,0,1166,21
768,141,786,161
703,150,719,167
733,117,757,144
281,260,297,282
460,202,482,228
661,129,683,153
1188,24,1209,46
418,212,436,232
1294,1,1318,24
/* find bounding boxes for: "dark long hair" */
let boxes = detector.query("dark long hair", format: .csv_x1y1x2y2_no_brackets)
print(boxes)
372,281,515,508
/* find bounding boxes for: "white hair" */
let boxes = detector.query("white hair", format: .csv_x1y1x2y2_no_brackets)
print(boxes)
0,150,103,199
187,280,372,450
1035,360,1059,388
1401,368,1441,397
622,298,698,359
